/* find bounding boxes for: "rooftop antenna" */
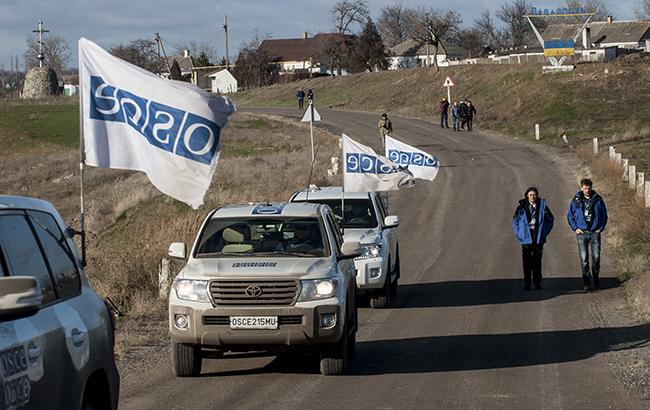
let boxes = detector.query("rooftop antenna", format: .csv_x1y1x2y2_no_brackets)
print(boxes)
223,15,230,70
32,19,49,68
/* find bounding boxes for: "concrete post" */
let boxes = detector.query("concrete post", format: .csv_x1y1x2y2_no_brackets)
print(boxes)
159,258,171,299
608,146,615,160
622,159,629,181
535,124,540,140
637,172,645,197
614,153,622,164
646,181,650,208
592,138,598,155
628,165,636,189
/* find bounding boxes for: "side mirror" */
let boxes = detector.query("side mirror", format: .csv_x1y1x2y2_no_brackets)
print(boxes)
0,277,42,318
383,215,400,229
168,242,187,260
340,240,361,257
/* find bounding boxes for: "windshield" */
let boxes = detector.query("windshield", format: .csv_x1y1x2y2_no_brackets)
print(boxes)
195,217,330,258
295,198,377,229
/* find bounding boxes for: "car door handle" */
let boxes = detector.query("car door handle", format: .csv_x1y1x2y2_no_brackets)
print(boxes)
71,328,87,347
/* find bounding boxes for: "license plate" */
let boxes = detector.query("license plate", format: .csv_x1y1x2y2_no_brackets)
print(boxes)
230,316,278,329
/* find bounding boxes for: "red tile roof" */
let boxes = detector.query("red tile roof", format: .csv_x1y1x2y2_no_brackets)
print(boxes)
259,33,352,62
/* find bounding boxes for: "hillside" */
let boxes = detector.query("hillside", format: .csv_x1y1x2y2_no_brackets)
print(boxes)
233,55,650,170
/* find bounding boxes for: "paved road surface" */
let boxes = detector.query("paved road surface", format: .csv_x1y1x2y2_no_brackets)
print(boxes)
120,109,646,409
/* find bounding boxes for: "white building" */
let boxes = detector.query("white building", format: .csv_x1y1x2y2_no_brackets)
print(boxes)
389,40,469,69
208,69,238,94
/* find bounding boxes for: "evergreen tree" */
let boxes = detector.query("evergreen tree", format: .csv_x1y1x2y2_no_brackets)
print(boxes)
348,17,389,73
195,51,211,67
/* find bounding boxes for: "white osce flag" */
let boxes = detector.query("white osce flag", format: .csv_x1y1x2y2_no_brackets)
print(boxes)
384,135,440,181
79,38,235,209
342,134,414,192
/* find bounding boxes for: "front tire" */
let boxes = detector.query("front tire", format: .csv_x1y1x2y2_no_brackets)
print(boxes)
172,341,202,377
319,325,349,375
370,271,391,309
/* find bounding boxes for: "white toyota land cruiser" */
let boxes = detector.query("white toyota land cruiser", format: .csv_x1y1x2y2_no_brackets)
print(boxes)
168,202,360,376
290,186,400,309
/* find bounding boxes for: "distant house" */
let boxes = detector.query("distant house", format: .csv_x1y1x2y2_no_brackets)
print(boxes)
163,50,195,81
388,40,469,69
208,69,237,94
259,33,353,76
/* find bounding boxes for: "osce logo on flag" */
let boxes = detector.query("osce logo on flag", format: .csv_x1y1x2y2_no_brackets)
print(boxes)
89,75,220,165
346,153,401,174
387,149,438,168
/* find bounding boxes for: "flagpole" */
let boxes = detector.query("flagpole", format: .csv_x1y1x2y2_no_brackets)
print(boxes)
340,134,345,236
78,54,87,267
309,101,315,163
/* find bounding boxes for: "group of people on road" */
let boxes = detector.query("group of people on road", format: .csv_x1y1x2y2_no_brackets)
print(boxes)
511,178,608,292
440,98,477,131
296,88,314,110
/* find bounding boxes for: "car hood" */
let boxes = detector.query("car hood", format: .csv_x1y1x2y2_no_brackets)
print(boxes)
342,228,381,244
179,257,334,279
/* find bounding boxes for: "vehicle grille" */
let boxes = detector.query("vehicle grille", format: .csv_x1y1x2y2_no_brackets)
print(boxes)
209,280,299,306
203,315,304,326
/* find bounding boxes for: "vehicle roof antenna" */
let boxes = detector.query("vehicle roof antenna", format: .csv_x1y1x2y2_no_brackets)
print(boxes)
305,141,322,203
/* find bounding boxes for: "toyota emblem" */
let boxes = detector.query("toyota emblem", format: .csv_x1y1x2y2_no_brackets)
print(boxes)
244,285,263,298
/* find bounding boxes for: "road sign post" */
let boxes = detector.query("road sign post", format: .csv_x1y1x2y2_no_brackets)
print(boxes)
442,76,454,103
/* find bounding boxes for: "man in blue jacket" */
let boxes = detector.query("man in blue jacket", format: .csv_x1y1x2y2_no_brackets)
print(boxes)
567,178,608,291
512,187,555,290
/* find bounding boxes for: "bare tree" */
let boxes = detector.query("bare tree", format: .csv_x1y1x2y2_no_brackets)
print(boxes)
454,28,488,58
377,3,418,48
496,0,533,49
232,33,277,89
405,8,462,71
24,35,71,76
330,0,369,75
636,0,650,18
566,0,611,21
474,10,508,50
110,39,166,74
173,40,218,63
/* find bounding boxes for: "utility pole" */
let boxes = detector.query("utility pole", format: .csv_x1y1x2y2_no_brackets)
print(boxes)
223,15,230,70
32,19,49,68
154,33,172,74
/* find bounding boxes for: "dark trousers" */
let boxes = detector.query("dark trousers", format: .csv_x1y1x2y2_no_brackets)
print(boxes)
440,113,448,128
467,117,473,131
522,244,544,286
298,99,304,109
577,231,601,286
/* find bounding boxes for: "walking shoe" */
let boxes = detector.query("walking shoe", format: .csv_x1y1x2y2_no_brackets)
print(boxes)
583,285,591,293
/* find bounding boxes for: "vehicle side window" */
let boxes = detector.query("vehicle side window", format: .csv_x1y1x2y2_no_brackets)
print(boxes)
326,213,343,251
374,195,387,224
28,211,81,299
0,214,57,304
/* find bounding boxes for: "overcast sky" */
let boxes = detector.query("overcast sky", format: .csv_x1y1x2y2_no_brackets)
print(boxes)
0,0,641,70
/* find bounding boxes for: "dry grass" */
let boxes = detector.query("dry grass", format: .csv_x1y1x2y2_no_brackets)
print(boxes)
0,112,341,357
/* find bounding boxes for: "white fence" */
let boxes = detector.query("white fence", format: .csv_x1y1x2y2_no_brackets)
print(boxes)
605,141,650,207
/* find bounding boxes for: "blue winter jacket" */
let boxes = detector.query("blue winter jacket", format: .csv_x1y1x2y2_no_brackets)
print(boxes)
512,198,554,245
566,190,607,232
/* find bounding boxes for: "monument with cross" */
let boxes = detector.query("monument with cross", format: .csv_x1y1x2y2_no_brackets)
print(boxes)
23,19,59,98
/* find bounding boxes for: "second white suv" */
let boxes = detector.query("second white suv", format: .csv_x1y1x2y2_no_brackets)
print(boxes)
290,186,400,308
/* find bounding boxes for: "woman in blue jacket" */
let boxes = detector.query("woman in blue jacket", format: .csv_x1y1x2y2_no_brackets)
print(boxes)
512,187,555,290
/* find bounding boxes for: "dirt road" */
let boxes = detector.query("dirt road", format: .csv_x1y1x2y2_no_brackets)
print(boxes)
120,109,648,409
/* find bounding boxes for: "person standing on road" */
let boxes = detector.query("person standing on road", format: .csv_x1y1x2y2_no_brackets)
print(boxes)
567,178,608,291
307,89,314,103
377,113,393,148
466,100,477,132
296,88,305,110
512,187,555,290
451,101,460,131
439,98,450,129
458,100,468,130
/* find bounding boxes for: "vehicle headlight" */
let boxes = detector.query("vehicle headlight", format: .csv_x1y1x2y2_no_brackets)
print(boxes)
173,279,210,303
359,243,382,259
298,278,339,302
